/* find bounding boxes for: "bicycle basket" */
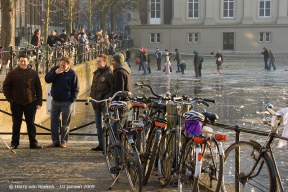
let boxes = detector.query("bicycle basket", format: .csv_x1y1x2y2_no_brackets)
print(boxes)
183,119,203,137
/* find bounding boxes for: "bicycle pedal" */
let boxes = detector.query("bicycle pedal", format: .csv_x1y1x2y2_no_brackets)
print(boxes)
110,166,121,174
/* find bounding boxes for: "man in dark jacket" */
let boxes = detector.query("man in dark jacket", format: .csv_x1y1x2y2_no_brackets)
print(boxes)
263,47,269,70
90,54,113,151
193,50,200,77
173,48,181,72
45,56,80,148
111,53,132,129
3,55,43,149
59,29,70,43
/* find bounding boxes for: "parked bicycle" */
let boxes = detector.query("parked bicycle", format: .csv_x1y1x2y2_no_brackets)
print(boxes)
157,96,226,192
223,103,285,192
86,91,143,192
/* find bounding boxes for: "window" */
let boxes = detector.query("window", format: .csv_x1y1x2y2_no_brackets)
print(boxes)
223,0,234,18
259,0,271,17
188,33,199,43
150,33,161,43
259,32,270,42
150,0,161,24
188,0,199,18
151,0,160,18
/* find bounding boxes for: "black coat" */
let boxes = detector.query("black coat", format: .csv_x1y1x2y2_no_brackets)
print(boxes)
31,34,40,46
90,66,113,110
112,62,132,100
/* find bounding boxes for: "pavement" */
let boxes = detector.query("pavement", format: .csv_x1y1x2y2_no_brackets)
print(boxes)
0,140,178,192
1,55,288,191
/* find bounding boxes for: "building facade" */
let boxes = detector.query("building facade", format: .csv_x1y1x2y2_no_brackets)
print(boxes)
130,0,288,55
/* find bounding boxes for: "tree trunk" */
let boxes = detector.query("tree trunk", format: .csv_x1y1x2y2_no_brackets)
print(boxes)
87,0,92,32
44,0,51,43
68,0,73,34
99,11,106,33
110,4,116,33
1,0,15,57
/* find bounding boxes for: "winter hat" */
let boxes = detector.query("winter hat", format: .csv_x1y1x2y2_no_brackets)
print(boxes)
113,53,125,64
193,50,198,54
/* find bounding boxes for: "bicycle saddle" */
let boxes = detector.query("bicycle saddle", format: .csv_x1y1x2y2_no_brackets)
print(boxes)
131,102,146,109
202,112,219,123
109,101,127,111
151,102,166,110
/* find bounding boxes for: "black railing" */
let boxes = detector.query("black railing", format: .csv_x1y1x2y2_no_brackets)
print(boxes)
0,39,134,74
0,98,97,136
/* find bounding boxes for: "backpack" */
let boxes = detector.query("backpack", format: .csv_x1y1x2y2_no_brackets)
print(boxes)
200,56,204,62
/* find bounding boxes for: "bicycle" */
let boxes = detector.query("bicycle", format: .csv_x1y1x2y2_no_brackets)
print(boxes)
157,97,226,192
223,103,285,192
133,83,173,185
86,91,143,192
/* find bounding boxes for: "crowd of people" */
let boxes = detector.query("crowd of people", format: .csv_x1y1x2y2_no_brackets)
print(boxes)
136,47,276,76
30,28,129,57
136,47,205,77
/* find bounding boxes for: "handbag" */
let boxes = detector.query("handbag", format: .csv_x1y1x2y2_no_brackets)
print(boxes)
217,57,221,62
135,57,140,65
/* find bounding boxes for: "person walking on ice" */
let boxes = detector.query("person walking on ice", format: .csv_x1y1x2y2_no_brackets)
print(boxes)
215,50,223,74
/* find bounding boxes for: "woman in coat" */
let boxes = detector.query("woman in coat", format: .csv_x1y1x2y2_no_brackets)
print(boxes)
215,50,223,74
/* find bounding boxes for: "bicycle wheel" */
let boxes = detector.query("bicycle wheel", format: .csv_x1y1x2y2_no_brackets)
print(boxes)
121,134,143,192
142,122,156,180
198,137,223,192
143,128,162,185
178,138,199,192
102,127,119,179
224,141,276,192
158,128,176,187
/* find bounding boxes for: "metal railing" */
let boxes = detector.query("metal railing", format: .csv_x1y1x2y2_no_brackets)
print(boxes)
0,98,97,136
0,39,134,74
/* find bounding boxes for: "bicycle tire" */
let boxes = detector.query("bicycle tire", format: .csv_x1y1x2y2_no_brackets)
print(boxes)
198,137,223,192
143,128,162,185
178,138,199,192
224,141,276,192
121,134,143,192
158,128,176,187
142,122,156,181
102,126,118,179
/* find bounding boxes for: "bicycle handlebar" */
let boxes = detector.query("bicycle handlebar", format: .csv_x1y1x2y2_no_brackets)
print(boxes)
135,82,162,98
85,91,131,105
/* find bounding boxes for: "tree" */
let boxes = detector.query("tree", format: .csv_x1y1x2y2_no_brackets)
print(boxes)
109,0,145,32
1,0,15,53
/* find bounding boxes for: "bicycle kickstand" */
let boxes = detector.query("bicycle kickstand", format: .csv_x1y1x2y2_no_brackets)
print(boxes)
108,165,124,190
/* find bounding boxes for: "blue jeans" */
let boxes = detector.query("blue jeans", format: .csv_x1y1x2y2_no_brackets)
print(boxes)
50,100,72,145
142,61,148,74
268,59,276,70
264,58,268,70
177,60,181,71
94,106,107,148
138,60,143,70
